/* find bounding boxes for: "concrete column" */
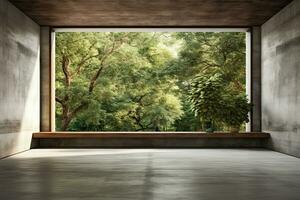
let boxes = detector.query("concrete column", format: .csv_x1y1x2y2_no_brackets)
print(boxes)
40,26,52,131
251,27,262,132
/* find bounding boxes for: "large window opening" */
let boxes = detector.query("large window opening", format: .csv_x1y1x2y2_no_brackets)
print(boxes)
54,28,250,132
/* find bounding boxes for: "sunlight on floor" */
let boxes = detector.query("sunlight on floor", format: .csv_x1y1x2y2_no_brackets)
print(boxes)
11,149,166,159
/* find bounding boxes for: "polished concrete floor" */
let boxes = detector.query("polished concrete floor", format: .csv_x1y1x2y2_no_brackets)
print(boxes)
0,149,300,200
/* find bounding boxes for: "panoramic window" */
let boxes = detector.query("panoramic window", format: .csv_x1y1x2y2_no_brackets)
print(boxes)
55,29,248,132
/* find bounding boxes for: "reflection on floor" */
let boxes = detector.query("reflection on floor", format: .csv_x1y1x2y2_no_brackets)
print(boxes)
0,149,300,200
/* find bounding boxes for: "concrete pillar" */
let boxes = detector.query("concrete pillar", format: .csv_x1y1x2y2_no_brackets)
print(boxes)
40,26,52,131
251,27,262,132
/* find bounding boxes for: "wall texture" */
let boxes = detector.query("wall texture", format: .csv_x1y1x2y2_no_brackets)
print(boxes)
0,0,40,158
262,0,300,157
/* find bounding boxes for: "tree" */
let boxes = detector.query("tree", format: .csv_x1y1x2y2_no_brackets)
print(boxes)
56,32,131,130
189,72,225,131
165,32,246,130
55,32,246,131
56,32,183,131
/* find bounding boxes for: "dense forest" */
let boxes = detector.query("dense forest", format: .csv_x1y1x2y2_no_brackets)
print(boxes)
55,32,246,131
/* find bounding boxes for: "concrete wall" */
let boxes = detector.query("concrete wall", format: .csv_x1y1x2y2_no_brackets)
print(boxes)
0,0,40,158
262,0,300,157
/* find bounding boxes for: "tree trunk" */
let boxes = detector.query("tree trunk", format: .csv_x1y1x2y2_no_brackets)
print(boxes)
61,105,71,131
61,116,72,131
196,114,202,131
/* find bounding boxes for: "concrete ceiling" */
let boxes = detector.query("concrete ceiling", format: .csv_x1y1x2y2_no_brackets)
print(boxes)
9,0,292,27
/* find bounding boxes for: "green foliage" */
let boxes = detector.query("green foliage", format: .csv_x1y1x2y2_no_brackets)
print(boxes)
173,96,198,131
55,31,247,132
56,32,183,131
189,72,225,124
222,93,252,128
189,71,251,132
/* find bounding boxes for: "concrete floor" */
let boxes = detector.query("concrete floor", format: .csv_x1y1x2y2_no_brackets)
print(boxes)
0,149,300,200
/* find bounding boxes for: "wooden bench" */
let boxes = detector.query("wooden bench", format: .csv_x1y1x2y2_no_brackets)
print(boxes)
32,132,270,148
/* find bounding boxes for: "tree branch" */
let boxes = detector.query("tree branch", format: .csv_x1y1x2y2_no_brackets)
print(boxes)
69,102,88,120
55,97,64,105
73,42,99,76
62,56,72,87
88,38,124,94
